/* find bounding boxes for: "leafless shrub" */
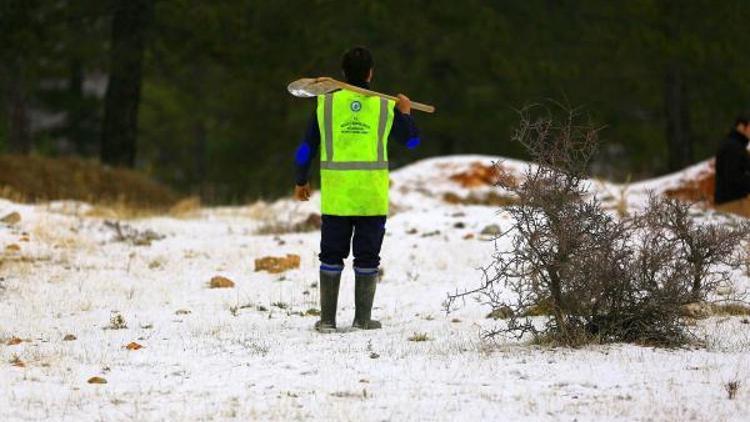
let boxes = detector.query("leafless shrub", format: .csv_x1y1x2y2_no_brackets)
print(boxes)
636,196,750,301
445,104,750,347
725,379,741,400
104,220,165,246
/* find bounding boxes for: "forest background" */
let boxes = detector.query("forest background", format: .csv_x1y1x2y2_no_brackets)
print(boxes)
1,0,747,203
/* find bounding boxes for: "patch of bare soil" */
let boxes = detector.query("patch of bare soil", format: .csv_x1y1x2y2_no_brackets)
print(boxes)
254,254,301,273
449,162,518,188
663,160,715,205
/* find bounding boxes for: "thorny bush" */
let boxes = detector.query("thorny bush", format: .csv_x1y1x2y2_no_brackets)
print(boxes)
446,104,750,346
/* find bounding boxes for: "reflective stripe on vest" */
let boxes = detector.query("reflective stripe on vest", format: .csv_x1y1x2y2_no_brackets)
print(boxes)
320,93,390,170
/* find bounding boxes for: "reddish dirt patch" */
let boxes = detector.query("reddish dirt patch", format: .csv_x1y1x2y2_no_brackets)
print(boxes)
663,160,715,205
125,342,144,350
449,162,518,188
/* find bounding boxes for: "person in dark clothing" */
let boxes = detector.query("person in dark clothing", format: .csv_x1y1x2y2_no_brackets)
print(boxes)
714,114,750,216
293,46,420,332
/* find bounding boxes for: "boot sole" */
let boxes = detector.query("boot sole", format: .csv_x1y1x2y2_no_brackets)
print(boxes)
314,323,337,334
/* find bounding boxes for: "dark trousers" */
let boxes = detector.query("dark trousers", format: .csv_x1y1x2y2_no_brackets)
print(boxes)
319,215,386,270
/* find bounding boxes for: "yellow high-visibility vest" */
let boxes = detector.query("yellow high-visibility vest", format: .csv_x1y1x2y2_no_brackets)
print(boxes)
317,90,395,216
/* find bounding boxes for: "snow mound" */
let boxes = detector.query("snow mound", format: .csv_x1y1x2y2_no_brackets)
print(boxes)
390,155,724,216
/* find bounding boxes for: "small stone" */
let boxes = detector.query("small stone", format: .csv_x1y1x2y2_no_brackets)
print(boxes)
254,254,301,274
175,309,191,315
125,342,143,350
63,334,77,341
87,376,108,384
480,224,502,237
209,276,235,288
1,212,21,225
463,233,475,240
453,222,466,229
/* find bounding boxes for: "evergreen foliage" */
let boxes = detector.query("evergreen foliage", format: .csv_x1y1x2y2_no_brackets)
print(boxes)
1,1,749,202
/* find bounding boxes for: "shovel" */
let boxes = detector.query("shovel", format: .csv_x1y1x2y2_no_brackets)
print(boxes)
287,77,435,113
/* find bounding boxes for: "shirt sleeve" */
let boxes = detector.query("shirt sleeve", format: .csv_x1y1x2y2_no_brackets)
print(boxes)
293,111,320,186
389,107,421,149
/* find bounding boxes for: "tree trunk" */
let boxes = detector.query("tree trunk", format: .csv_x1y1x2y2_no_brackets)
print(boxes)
67,58,87,155
7,68,31,154
101,0,153,167
664,63,692,172
548,267,568,338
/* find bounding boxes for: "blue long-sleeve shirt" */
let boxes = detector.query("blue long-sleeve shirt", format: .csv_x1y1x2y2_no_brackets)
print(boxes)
294,82,420,186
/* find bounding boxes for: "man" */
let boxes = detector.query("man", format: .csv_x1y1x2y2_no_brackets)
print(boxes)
293,46,420,332
714,114,750,217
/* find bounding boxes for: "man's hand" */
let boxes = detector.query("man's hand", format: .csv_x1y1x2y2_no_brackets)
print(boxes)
294,183,311,201
396,94,411,115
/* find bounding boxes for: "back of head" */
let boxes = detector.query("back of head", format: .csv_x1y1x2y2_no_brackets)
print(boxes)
735,113,750,128
341,46,374,85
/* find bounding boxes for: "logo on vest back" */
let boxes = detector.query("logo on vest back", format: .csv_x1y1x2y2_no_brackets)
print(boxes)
350,101,362,112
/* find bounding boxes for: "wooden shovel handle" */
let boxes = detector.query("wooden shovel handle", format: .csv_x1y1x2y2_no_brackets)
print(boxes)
320,77,436,114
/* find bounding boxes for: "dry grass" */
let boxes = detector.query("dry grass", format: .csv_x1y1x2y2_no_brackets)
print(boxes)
77,196,202,220
408,332,430,342
711,303,750,317
84,202,162,219
596,176,631,218
442,191,518,207
0,154,180,210
255,213,321,235
168,196,202,218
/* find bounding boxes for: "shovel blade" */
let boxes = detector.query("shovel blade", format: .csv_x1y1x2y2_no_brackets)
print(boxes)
287,78,339,98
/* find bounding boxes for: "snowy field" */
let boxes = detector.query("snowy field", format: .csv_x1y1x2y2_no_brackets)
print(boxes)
1,156,749,421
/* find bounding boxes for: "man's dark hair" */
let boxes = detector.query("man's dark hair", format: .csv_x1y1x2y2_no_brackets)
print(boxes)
735,113,750,127
342,46,374,84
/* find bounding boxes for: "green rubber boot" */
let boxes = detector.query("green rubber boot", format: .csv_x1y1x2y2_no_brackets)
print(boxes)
314,270,341,333
353,272,382,330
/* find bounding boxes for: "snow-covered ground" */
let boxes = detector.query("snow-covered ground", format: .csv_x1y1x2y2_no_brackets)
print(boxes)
1,155,749,421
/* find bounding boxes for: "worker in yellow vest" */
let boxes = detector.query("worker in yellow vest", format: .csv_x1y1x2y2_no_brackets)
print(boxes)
293,46,420,332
